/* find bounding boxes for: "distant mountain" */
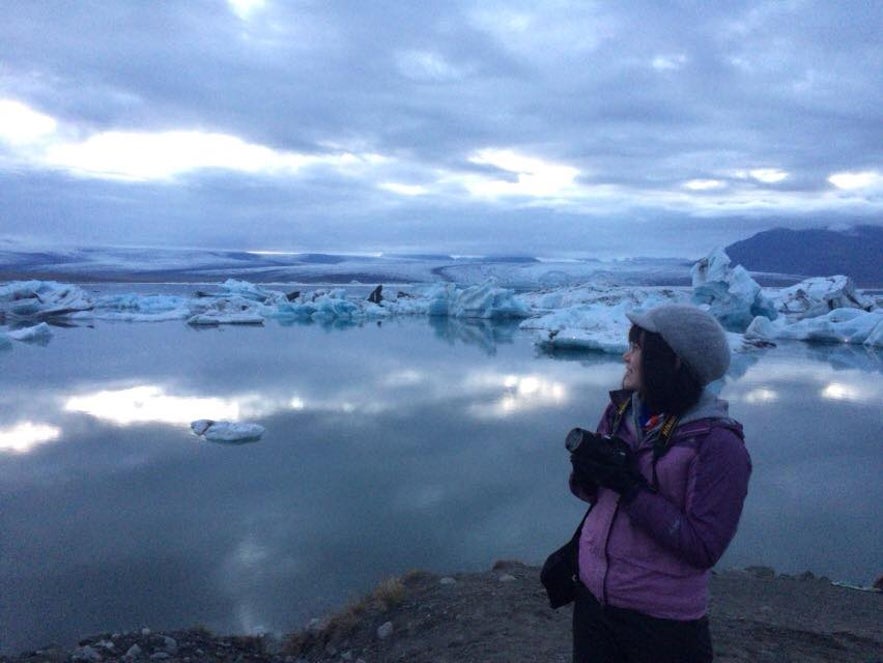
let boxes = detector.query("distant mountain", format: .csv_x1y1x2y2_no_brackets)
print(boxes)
725,225,883,287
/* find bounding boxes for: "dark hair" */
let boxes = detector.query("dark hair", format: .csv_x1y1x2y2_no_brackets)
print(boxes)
629,325,702,416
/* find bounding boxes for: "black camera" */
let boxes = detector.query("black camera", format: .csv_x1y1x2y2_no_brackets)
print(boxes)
565,428,631,468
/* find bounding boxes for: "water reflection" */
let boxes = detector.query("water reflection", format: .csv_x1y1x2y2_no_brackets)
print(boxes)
742,387,779,403
820,381,862,402
0,318,880,655
465,372,569,418
64,385,242,426
428,317,521,355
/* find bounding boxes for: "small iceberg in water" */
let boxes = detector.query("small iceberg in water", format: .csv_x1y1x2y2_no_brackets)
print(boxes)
190,419,265,443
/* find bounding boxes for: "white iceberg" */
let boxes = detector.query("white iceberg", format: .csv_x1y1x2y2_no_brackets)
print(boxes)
519,286,687,353
8,322,53,343
217,279,290,306
85,292,192,322
691,248,777,330
0,280,94,319
190,419,265,442
187,294,266,325
768,275,874,319
745,309,883,347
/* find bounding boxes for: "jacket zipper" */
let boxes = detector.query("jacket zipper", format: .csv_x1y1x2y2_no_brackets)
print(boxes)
602,500,621,605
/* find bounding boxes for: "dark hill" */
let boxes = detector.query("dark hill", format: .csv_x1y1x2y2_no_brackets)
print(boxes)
725,225,883,287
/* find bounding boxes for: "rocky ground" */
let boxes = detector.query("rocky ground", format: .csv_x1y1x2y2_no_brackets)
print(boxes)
4,563,880,663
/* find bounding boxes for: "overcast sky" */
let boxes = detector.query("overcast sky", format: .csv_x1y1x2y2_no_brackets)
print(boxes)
1,1,881,258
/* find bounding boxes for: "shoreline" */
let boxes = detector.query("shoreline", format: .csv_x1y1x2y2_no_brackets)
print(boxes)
4,563,880,663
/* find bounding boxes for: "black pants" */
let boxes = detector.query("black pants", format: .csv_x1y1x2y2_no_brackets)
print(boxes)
573,582,713,663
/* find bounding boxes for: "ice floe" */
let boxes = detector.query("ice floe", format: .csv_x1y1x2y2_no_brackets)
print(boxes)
8,322,53,343
190,419,265,443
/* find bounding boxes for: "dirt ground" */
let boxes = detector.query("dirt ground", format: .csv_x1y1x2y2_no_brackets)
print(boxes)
5,563,880,663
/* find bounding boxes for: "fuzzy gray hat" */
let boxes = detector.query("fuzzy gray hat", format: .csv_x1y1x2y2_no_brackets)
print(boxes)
626,304,730,385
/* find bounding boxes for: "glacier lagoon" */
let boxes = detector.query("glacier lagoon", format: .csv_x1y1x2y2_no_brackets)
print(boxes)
1,313,881,653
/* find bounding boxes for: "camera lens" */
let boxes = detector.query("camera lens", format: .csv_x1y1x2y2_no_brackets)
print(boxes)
565,428,586,452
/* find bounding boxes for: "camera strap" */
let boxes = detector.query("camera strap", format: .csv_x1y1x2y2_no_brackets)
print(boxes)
650,415,679,490
611,398,630,432
613,397,676,491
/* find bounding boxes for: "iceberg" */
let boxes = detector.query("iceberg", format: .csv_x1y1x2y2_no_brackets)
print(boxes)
276,288,374,322
8,322,53,343
691,248,777,330
0,280,94,320
768,275,874,319
86,292,192,322
519,286,687,353
217,279,290,306
186,293,266,325
424,282,530,319
190,419,265,443
745,308,883,347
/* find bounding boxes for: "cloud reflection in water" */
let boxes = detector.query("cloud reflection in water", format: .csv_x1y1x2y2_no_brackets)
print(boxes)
466,372,569,418
64,385,242,425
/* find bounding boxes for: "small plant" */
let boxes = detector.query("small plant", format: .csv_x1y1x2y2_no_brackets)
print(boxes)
371,576,406,610
283,574,410,656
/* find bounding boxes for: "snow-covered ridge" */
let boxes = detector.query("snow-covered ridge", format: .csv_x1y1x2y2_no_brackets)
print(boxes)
1,250,880,351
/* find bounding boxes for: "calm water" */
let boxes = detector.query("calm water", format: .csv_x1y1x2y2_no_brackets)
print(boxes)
1,313,881,653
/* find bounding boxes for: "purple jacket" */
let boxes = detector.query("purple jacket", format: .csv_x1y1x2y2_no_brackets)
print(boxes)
572,389,751,620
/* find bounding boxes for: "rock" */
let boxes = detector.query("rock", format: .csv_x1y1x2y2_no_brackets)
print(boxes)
498,574,517,582
159,635,178,654
439,577,457,586
71,645,102,662
376,621,394,640
124,643,142,659
368,285,383,304
745,566,776,579
306,617,328,633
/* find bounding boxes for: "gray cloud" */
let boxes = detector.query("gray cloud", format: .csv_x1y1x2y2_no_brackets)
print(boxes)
1,1,881,257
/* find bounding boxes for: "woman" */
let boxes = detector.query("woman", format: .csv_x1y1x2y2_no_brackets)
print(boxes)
569,304,751,662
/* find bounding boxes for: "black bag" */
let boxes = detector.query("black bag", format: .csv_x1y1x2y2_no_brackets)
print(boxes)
540,507,591,609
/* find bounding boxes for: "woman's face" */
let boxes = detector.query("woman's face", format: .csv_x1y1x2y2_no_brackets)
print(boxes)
622,336,644,392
